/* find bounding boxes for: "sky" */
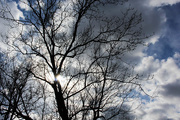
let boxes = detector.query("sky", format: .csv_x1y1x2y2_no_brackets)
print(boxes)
1,0,180,120
132,0,180,119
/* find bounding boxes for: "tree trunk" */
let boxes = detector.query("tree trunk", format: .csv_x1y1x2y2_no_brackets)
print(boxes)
52,81,70,120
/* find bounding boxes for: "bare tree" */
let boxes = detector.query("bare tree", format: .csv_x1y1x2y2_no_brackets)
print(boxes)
0,53,34,120
0,53,57,120
0,0,150,119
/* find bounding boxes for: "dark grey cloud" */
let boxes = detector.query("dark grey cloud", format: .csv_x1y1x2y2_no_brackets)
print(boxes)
128,0,164,35
103,0,165,67
150,108,173,119
75,0,165,70
161,79,180,97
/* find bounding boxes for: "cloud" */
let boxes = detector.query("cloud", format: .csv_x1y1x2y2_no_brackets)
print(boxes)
5,1,24,19
135,56,160,75
18,0,31,11
0,1,23,32
136,101,179,120
148,0,180,7
0,1,24,51
111,0,166,69
146,2,180,60
161,79,180,97
122,0,166,39
134,53,180,120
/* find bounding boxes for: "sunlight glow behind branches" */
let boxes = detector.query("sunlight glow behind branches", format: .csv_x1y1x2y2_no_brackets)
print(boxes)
55,74,67,87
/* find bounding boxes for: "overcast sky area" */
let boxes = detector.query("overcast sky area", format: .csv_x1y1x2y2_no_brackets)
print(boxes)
1,0,180,120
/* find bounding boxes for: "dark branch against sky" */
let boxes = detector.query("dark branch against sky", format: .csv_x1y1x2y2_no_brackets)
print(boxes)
1,0,180,119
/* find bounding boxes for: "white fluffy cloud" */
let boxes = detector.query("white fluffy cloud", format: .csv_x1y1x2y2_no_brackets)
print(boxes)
18,0,31,11
134,54,180,119
124,1,180,118
148,0,180,7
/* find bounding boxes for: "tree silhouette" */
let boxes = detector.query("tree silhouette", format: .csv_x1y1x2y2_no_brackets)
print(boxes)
0,54,34,120
0,0,149,119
